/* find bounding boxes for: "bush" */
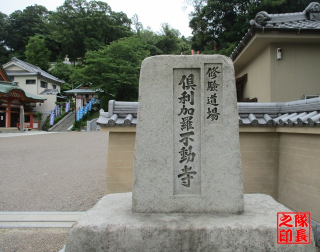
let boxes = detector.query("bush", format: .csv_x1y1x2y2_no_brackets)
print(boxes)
55,101,75,111
36,111,43,130
71,111,91,131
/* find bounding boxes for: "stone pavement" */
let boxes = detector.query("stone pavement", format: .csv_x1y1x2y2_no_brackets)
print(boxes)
0,131,108,251
0,227,69,252
49,112,75,132
0,130,61,138
0,212,84,228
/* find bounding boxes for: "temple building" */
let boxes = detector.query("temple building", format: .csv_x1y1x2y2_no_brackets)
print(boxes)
64,83,99,110
232,2,320,102
0,64,46,131
3,57,65,118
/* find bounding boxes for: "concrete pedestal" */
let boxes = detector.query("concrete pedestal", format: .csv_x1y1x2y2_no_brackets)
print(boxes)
64,193,316,252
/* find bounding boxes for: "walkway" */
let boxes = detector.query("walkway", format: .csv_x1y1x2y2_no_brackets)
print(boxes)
0,131,109,251
0,212,84,228
50,111,75,132
0,131,60,137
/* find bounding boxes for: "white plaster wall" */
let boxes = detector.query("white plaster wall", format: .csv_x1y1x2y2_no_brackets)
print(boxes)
13,76,38,94
271,43,320,102
35,95,57,113
236,46,271,102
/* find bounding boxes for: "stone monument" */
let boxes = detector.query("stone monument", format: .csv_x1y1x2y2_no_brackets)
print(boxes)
64,55,316,251
133,55,243,214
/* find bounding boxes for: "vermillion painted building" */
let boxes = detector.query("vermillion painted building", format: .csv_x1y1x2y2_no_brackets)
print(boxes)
3,57,65,117
0,64,46,130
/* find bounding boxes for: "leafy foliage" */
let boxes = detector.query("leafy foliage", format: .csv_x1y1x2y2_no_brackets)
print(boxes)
49,62,75,91
137,24,191,56
189,0,260,53
25,35,51,71
71,36,150,101
0,12,10,63
49,0,133,61
189,0,315,54
5,5,50,58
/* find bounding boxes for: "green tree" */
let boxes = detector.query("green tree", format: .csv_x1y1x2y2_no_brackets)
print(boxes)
132,14,143,35
49,62,75,91
25,35,51,70
0,12,10,63
254,0,315,13
188,0,315,54
156,23,182,54
189,0,259,54
5,5,50,58
138,28,163,56
49,0,133,61
71,36,149,101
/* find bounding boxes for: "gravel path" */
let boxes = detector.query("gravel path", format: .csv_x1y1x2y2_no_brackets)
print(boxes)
0,131,108,211
0,228,69,252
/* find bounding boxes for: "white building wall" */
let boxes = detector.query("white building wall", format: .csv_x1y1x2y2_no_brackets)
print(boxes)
35,95,57,113
13,76,38,94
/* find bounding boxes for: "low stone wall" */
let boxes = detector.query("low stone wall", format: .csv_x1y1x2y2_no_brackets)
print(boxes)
101,126,320,224
87,118,98,131
104,128,136,195
240,132,279,199
278,133,320,223
0,127,19,133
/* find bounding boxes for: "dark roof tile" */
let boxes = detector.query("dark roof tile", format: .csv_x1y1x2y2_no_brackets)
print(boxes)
98,97,320,127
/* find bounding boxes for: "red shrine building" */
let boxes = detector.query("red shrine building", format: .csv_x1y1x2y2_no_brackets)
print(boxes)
0,64,46,130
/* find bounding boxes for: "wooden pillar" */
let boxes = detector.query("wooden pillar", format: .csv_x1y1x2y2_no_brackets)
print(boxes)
30,114,34,129
6,99,11,128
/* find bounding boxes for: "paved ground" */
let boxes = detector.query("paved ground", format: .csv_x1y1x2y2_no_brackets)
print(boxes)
0,131,108,251
49,112,75,132
0,131,108,211
0,228,69,252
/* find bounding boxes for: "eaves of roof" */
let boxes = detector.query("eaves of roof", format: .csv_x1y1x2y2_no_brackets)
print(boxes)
231,26,320,61
39,89,59,95
0,81,46,102
6,72,38,76
97,98,320,127
64,89,99,94
231,2,320,61
3,57,65,84
0,64,11,81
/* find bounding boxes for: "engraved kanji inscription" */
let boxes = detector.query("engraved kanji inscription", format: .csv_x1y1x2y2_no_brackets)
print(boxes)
177,165,197,187
204,64,223,124
174,68,200,195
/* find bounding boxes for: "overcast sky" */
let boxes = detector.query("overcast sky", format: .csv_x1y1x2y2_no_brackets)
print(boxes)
1,0,194,37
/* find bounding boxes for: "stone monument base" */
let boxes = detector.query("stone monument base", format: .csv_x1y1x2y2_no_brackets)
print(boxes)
64,193,316,252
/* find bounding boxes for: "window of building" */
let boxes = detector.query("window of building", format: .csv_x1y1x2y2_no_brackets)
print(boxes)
52,84,56,89
26,79,36,84
24,115,30,122
40,81,47,88
10,76,14,81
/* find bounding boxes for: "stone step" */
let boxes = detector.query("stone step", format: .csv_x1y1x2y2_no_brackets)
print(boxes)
0,212,85,228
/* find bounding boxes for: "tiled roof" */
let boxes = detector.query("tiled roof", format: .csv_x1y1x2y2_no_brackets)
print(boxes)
231,2,320,60
0,81,47,102
238,97,320,126
250,2,320,29
3,57,65,84
39,89,59,95
97,100,138,126
64,88,98,94
97,98,320,127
